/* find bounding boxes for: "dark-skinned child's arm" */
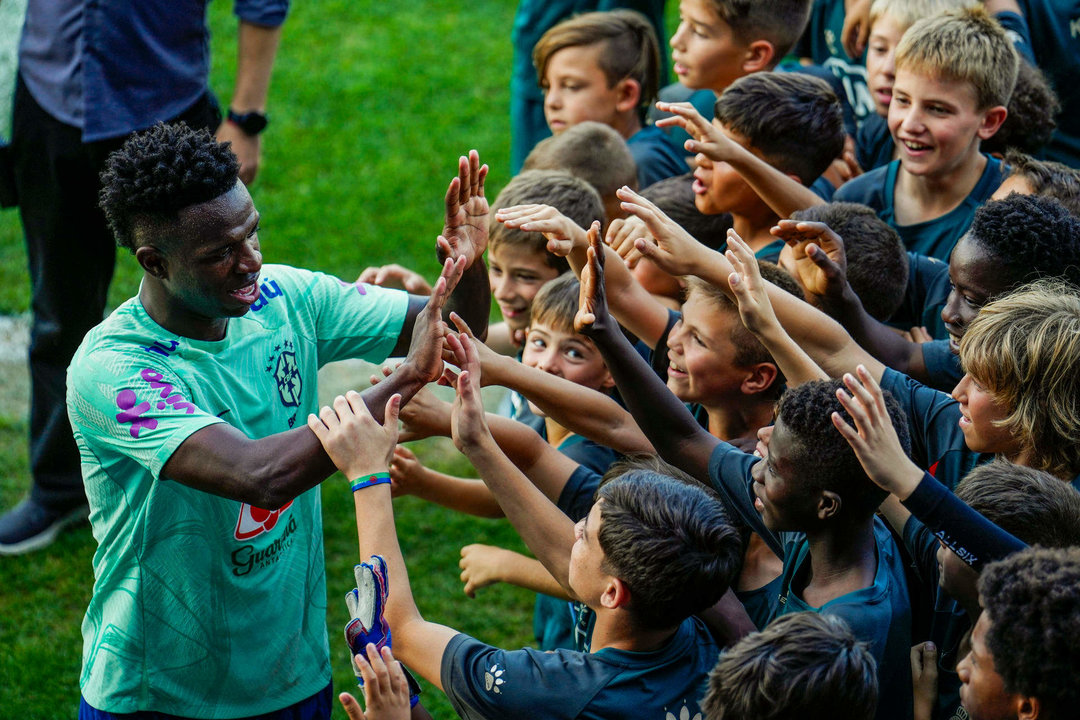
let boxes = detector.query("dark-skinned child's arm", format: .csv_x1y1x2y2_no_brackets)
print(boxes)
162,256,465,510
574,224,719,483
308,392,457,690
446,332,579,595
775,219,930,380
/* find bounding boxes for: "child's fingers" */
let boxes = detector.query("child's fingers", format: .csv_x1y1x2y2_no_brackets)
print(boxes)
383,649,410,701
449,311,475,337
318,403,341,430
338,692,367,720
443,175,461,215
830,410,865,451
306,413,328,438
841,372,878,413
835,388,875,438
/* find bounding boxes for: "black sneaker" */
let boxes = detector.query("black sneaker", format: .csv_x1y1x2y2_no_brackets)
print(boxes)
0,497,89,555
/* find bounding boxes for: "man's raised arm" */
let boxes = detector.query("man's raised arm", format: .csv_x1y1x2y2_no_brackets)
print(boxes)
162,256,465,510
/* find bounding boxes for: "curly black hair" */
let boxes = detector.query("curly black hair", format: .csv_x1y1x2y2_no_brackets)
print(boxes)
776,379,912,517
99,122,240,253
982,59,1060,157
978,546,1080,717
968,193,1080,290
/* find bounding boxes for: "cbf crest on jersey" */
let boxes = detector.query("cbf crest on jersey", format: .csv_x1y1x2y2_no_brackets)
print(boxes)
265,336,302,426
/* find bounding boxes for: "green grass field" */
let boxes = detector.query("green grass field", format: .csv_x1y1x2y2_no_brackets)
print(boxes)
0,1,541,717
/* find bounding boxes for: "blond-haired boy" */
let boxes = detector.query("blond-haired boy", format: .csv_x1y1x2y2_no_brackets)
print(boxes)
835,6,1017,261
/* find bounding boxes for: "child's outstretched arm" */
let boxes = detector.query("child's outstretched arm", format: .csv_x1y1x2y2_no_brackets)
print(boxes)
575,225,719,483
447,332,579,595
307,392,457,690
774,219,930,379
495,207,670,347
459,544,571,600
389,445,503,518
725,233,828,385
447,313,654,456
655,101,826,218
438,150,491,340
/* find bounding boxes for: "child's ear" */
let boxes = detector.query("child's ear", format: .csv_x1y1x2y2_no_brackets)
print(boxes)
741,362,779,396
599,369,616,390
615,78,642,114
976,105,1009,141
603,576,631,610
817,490,842,521
742,41,776,74
1016,695,1040,720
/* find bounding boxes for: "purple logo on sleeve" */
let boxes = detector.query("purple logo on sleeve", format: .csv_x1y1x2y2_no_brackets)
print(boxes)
115,389,158,438
113,368,197,438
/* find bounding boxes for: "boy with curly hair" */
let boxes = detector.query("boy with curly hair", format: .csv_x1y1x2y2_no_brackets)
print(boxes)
960,547,1080,720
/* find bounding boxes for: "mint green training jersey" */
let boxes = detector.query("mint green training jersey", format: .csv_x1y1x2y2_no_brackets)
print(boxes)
66,264,409,717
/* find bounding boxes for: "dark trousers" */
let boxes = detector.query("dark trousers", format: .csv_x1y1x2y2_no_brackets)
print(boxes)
9,77,220,509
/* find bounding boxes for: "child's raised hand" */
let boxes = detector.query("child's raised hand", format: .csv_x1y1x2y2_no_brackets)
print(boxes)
770,219,850,301
495,203,590,258
910,642,939,720
726,230,782,338
831,366,924,499
404,255,465,383
459,543,515,598
446,332,492,453
604,215,649,268
440,149,489,267
616,186,708,276
357,264,433,295
388,445,426,498
654,101,737,162
574,222,615,337
338,644,412,720
307,392,400,481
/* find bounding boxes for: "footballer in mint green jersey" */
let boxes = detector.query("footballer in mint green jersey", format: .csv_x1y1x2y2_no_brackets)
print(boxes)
68,265,408,716
74,123,491,719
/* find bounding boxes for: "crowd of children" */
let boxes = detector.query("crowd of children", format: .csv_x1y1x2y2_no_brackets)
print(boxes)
322,1,1080,719
57,0,1080,718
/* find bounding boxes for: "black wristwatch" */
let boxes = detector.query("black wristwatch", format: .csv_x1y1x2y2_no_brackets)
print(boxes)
227,108,269,136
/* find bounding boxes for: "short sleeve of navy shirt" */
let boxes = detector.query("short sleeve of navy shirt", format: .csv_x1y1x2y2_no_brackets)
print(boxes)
920,340,963,392
440,617,719,720
890,251,950,339
834,155,1004,261
879,368,987,490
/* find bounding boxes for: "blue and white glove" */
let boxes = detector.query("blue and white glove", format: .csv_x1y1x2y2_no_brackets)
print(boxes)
345,555,421,706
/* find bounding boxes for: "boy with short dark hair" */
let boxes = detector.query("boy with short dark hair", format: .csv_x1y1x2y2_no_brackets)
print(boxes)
703,612,879,720
532,10,686,188
308,333,744,720
782,201,909,322
995,150,1080,216
834,7,1018,261
679,72,845,260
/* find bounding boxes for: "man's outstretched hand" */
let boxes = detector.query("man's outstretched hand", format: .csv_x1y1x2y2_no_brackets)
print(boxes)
405,255,466,384
440,150,489,268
